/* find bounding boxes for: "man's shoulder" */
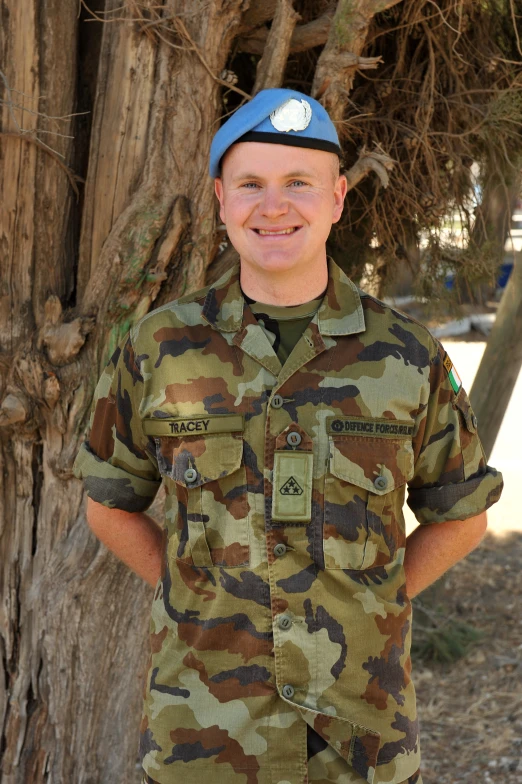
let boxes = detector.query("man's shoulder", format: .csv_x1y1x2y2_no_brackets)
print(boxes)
130,264,239,345
129,292,204,345
357,288,439,360
129,275,226,348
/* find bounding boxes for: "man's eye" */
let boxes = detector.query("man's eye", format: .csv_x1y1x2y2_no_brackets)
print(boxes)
242,182,259,189
290,180,307,187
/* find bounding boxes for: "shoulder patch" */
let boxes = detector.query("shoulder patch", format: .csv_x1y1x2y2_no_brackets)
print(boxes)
443,352,462,394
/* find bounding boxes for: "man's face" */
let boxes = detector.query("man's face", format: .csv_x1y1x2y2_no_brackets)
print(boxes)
214,142,347,276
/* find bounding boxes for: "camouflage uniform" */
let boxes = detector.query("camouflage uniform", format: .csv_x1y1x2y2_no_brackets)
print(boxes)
74,258,503,784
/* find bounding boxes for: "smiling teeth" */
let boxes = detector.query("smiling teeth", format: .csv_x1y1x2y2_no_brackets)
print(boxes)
257,228,297,235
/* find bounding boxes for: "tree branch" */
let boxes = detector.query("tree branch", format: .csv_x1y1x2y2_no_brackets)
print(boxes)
239,0,279,33
172,16,251,101
0,132,83,198
344,146,395,192
238,2,336,56
253,0,301,93
312,0,394,123
38,296,95,367
0,393,29,427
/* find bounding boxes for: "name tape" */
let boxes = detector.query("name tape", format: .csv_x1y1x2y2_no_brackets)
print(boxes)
143,414,243,437
327,417,414,438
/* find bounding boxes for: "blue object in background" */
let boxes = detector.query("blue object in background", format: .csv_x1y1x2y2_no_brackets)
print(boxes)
497,262,513,289
443,261,513,291
444,273,455,290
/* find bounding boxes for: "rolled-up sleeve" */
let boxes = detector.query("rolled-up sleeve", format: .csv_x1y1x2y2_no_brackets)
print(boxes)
407,340,503,524
73,333,161,512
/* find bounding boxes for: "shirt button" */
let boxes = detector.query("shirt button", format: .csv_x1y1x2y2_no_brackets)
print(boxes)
286,431,302,447
184,468,198,484
374,475,388,491
278,614,292,630
472,414,478,429
282,684,295,699
273,543,287,557
271,394,284,409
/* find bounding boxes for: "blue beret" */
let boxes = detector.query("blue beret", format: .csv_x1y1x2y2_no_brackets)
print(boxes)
209,88,342,178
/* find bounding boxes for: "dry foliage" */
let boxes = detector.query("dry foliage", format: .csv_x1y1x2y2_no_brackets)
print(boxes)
230,1,522,293
11,0,522,294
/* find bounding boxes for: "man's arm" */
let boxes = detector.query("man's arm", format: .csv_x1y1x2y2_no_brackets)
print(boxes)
86,498,164,588
403,510,487,599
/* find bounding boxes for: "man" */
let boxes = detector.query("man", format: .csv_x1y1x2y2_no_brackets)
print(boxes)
74,88,503,784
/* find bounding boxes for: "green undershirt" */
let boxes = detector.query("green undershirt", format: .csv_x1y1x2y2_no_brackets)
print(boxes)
244,293,324,365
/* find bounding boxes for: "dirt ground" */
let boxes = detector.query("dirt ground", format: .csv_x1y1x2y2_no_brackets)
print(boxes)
413,530,522,783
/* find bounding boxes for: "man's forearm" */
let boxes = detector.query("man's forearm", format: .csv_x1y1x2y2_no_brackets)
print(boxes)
404,511,488,599
86,498,164,588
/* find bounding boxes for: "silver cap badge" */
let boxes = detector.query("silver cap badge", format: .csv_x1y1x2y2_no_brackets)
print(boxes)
270,98,312,133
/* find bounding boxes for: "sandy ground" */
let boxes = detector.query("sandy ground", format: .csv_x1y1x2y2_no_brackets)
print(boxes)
405,339,520,538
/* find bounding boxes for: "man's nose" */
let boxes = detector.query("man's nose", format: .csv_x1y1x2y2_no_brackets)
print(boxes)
258,185,289,217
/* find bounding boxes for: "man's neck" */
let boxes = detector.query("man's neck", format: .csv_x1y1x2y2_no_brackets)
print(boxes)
239,254,329,306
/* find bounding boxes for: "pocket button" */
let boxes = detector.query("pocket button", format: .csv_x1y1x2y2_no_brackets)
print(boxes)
184,467,198,484
287,431,302,447
374,475,388,491
282,684,295,699
273,543,287,557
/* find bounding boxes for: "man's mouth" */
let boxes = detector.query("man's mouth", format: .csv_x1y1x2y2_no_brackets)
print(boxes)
253,227,301,236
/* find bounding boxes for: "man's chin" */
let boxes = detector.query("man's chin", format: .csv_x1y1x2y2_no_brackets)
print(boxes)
242,248,311,274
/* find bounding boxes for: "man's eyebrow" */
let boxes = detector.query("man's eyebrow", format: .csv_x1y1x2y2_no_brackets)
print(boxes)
231,170,316,182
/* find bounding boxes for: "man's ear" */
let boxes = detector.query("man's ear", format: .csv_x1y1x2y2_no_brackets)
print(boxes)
332,174,348,224
214,177,226,223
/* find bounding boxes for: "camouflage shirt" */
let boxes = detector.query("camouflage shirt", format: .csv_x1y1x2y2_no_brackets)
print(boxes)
246,294,324,363
74,258,503,784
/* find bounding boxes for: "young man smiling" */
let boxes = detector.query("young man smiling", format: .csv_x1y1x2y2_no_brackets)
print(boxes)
214,141,346,306
75,88,503,784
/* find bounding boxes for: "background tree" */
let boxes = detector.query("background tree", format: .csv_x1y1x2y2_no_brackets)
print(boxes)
1,1,521,781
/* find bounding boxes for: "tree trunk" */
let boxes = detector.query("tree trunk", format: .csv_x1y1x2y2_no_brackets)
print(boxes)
463,158,521,305
0,1,419,781
470,251,522,459
0,1,247,781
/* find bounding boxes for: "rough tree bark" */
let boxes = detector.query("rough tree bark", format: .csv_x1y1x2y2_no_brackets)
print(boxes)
0,1,248,781
0,1,396,782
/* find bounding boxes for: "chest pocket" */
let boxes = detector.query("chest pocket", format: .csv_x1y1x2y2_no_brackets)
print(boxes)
155,433,250,568
324,435,414,570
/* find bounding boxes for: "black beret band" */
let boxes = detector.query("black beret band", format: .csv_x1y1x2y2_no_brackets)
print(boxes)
235,131,343,158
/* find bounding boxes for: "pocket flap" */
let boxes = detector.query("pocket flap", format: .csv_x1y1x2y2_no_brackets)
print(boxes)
288,701,380,784
455,390,478,433
329,437,413,495
156,433,243,487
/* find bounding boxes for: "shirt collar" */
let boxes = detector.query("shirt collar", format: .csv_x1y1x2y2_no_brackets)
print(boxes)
201,256,365,337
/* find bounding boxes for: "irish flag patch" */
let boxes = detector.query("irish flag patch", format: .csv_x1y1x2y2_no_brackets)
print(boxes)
443,353,462,394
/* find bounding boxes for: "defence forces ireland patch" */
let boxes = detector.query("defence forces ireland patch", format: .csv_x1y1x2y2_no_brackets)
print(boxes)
443,353,462,394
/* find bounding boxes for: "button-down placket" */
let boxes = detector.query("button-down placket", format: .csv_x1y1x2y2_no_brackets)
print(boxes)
266,423,315,709
200,261,383,782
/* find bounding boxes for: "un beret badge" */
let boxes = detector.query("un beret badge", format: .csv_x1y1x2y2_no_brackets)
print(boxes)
270,98,312,133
